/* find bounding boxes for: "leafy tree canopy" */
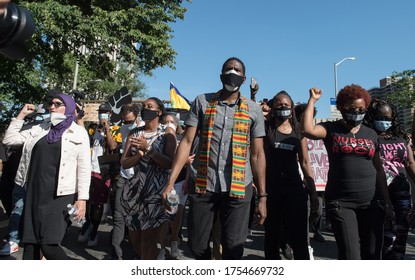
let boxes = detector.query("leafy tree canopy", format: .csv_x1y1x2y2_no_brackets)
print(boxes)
387,69,415,106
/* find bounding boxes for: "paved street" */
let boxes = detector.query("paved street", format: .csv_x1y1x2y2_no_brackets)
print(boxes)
1,204,415,260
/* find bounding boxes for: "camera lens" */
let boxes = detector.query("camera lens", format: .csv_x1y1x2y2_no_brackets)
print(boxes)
0,3,36,59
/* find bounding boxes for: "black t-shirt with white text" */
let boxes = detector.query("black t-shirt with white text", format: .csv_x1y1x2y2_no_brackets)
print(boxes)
265,127,303,195
320,120,379,203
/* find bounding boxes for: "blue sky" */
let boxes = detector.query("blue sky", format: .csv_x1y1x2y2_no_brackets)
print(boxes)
140,0,415,118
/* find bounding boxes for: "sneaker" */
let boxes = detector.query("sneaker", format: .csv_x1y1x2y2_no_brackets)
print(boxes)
157,248,166,260
87,233,99,247
313,231,326,243
78,224,92,243
0,241,19,256
308,245,314,260
282,245,293,260
170,241,179,259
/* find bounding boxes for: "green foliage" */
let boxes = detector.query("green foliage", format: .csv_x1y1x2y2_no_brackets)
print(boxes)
0,0,189,130
387,69,415,106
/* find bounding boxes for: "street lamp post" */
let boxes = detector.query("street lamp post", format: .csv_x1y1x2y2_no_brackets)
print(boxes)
334,57,356,97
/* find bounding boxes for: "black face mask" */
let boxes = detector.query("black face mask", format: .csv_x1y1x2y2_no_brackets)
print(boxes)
220,72,245,88
341,109,366,127
141,108,159,121
272,106,292,121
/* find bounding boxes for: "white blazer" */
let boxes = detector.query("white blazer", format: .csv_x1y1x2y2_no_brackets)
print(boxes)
3,118,91,200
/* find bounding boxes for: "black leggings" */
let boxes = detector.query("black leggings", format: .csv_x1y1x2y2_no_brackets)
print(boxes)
22,243,69,260
326,200,385,260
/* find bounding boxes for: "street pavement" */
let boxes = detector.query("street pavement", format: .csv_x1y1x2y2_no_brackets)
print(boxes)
1,204,415,260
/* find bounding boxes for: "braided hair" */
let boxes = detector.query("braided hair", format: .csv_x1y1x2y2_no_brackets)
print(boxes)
148,97,165,119
363,98,407,140
268,90,299,137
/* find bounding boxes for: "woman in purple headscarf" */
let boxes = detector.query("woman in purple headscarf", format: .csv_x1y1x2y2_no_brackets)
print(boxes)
2,93,91,260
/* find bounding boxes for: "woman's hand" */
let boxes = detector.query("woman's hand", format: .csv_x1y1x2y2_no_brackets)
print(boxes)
74,200,86,221
309,191,319,214
309,87,322,101
136,136,149,152
17,104,36,120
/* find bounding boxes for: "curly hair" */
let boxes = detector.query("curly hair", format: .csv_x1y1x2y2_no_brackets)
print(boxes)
336,84,371,111
363,98,407,140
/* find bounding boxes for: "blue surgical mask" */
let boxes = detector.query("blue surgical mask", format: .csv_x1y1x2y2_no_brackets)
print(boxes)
374,120,392,132
128,122,137,130
99,113,109,121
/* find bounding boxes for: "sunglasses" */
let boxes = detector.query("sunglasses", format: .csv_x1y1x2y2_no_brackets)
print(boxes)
48,101,65,108
374,116,392,121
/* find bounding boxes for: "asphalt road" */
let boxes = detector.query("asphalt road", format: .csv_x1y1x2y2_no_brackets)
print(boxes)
1,205,415,260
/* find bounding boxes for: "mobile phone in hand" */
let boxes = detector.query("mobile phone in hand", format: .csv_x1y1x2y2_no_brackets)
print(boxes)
250,77,257,89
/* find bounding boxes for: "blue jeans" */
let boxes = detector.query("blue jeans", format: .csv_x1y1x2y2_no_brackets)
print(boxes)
7,184,26,243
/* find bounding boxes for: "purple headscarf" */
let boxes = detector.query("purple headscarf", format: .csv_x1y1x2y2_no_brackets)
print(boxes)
46,93,77,144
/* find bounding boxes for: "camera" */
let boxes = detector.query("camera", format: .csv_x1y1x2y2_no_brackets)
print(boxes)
0,2,36,59
71,89,86,118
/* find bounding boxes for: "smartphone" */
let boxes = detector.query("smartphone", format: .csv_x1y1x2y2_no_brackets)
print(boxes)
250,77,257,89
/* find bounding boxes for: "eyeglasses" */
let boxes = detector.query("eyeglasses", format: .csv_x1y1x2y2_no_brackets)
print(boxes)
48,101,65,108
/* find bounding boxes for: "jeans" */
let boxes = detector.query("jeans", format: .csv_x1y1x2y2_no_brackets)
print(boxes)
8,184,26,243
110,176,127,258
383,176,411,259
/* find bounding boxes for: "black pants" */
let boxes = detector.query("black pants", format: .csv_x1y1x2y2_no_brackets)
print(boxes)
264,190,309,260
326,199,384,259
23,243,69,260
110,176,127,259
187,185,252,260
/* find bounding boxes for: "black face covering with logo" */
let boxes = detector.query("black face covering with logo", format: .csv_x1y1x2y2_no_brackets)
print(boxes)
220,72,245,87
141,108,158,121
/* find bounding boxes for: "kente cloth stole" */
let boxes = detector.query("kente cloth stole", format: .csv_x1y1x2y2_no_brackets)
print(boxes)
195,92,250,198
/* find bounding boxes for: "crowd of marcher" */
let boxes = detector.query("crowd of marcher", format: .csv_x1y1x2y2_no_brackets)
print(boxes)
0,57,414,260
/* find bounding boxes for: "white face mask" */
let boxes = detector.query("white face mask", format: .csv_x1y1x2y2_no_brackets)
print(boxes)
50,112,66,126
99,113,109,121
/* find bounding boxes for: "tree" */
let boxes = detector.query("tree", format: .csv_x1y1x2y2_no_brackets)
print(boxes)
387,70,415,106
0,0,189,130
386,69,415,140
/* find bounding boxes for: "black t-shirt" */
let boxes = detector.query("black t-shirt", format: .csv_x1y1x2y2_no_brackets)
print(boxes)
320,120,378,203
379,136,409,179
265,127,303,194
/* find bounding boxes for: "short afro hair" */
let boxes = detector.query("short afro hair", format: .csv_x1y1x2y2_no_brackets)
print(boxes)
336,84,371,111
221,57,246,75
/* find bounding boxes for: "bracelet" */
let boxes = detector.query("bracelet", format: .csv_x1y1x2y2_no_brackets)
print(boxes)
257,193,268,198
